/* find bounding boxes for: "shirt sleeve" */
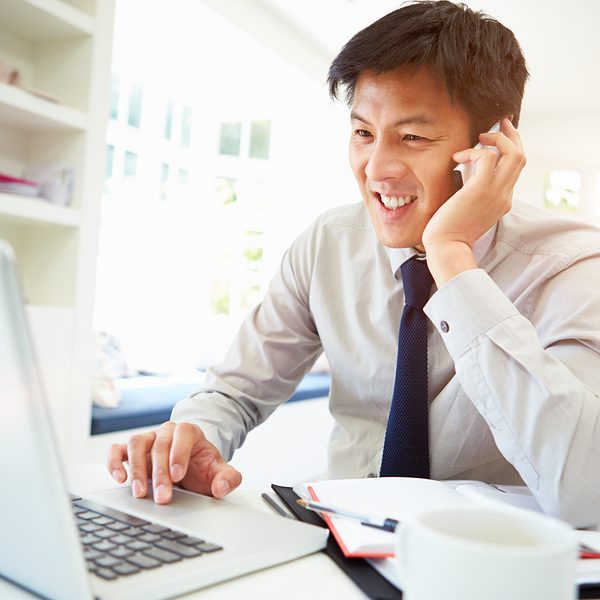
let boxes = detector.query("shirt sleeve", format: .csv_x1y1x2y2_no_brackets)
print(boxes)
424,264,600,527
171,223,323,461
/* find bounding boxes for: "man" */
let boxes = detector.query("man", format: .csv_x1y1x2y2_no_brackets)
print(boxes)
108,1,600,527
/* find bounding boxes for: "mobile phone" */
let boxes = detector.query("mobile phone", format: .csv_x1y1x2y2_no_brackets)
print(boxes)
453,121,501,187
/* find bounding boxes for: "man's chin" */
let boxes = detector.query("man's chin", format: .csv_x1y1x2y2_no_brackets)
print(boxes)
373,229,420,250
366,203,423,249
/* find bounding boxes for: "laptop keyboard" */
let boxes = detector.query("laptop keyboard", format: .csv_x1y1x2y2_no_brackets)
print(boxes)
70,495,223,581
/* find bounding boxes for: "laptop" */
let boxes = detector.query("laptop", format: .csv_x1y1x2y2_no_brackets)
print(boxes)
0,240,328,600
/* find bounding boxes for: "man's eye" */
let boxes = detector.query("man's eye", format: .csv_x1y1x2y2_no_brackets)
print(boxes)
404,134,425,142
354,129,372,138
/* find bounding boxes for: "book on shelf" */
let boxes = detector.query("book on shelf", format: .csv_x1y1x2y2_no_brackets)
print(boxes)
0,173,39,198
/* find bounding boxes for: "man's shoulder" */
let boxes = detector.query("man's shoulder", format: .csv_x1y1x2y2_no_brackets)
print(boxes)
498,201,600,261
287,202,375,261
284,201,381,280
312,202,372,233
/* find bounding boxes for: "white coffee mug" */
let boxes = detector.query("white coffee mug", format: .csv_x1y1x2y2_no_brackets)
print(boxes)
395,506,577,600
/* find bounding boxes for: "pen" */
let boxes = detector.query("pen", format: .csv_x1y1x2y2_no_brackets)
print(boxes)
296,498,399,533
296,499,600,559
261,493,293,519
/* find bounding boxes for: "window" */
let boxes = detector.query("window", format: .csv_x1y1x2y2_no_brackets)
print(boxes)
544,169,581,213
240,284,261,312
242,229,264,270
181,106,192,147
164,100,173,140
219,122,242,156
106,145,115,179
110,73,119,120
123,151,138,176
215,177,237,205
158,162,170,198
210,280,231,316
95,0,346,374
128,84,143,128
249,120,271,159
178,169,189,187
160,162,170,183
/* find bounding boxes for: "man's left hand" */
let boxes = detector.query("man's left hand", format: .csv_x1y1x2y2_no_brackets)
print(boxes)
422,117,526,287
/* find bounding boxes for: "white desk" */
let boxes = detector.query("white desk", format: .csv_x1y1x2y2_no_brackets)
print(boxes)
0,488,367,600
4,483,600,599
178,489,368,599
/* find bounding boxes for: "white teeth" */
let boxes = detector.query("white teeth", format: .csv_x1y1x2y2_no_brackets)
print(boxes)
380,194,416,209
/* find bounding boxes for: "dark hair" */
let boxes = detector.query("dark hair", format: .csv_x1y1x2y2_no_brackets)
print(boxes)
328,1,529,140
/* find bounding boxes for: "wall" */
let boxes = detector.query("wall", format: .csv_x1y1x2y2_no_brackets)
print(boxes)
515,112,600,218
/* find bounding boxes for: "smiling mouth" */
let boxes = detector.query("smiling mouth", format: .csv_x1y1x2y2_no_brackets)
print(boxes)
376,193,417,209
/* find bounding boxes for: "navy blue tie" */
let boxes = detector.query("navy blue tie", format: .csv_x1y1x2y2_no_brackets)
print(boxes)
380,256,434,478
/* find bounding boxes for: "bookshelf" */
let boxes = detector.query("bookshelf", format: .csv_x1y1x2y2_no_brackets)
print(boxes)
0,191,80,226
0,80,88,130
0,0,95,39
0,0,115,461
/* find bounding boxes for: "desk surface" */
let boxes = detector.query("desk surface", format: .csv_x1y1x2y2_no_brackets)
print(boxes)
4,484,599,600
0,488,367,600
0,554,365,600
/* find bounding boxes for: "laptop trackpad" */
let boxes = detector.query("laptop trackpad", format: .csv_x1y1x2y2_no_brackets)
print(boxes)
89,485,277,548
91,485,225,520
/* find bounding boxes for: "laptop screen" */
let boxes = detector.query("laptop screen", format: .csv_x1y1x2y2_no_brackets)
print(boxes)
0,240,92,599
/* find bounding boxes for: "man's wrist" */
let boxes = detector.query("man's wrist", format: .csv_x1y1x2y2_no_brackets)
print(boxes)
424,240,478,288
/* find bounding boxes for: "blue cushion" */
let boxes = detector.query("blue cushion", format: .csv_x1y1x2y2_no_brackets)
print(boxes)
91,372,330,435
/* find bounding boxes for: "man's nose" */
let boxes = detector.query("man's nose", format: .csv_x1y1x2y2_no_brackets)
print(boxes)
364,140,410,182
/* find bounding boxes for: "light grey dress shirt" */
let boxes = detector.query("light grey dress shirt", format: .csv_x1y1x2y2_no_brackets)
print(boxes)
172,200,600,527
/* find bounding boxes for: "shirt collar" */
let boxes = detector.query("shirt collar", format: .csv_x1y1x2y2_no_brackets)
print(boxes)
387,222,498,279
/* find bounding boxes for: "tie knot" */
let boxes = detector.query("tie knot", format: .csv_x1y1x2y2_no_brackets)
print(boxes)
401,257,434,309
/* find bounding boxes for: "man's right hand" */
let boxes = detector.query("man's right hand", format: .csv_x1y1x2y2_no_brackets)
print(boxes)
106,421,242,505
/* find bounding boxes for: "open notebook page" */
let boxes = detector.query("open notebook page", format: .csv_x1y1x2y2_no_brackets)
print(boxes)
294,478,468,557
295,477,600,586
294,478,552,558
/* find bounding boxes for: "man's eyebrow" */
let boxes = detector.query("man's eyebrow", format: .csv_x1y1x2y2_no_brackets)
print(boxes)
350,111,437,127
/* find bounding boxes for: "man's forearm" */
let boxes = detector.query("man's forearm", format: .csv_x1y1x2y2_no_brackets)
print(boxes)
425,268,600,527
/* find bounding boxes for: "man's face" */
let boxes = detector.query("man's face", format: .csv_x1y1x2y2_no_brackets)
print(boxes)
349,67,473,249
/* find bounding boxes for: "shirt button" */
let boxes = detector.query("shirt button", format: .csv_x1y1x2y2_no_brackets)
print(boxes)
440,320,449,333
367,472,377,478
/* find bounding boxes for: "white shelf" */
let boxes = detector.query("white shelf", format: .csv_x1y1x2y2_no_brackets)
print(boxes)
0,0,94,41
0,81,88,131
0,192,80,227
0,0,114,462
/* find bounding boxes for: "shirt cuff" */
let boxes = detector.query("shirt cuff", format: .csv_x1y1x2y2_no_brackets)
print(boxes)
170,395,228,458
424,268,520,357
